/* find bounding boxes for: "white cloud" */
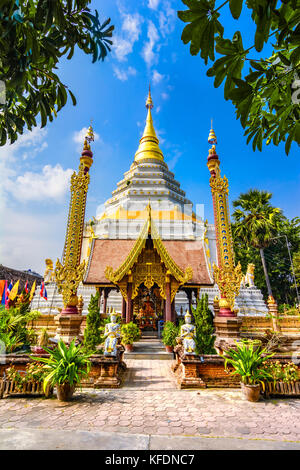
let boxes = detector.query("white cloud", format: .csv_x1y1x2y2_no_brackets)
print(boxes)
152,70,165,84
0,206,68,274
113,37,134,62
142,21,159,67
0,127,73,273
4,164,74,202
73,127,101,147
159,1,176,37
113,13,143,62
148,0,160,9
161,92,169,100
122,13,142,42
113,65,137,81
0,127,48,163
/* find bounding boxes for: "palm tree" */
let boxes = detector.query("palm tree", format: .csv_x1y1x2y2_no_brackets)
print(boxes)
232,189,282,297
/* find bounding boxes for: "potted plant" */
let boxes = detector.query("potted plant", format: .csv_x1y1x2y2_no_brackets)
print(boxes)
222,341,274,402
121,322,140,352
161,321,178,353
239,338,262,351
33,339,91,401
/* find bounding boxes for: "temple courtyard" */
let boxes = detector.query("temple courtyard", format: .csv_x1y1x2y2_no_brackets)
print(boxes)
1,358,300,450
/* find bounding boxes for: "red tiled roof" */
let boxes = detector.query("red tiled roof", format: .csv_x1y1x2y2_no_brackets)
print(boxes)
84,239,136,285
84,238,212,286
163,240,212,285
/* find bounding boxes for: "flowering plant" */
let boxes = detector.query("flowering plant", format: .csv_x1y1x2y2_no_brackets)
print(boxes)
262,361,299,383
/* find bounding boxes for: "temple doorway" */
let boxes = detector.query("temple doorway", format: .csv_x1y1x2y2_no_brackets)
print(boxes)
133,284,164,331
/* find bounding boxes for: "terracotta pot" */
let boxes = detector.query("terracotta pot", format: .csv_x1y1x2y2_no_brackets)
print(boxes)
240,340,262,351
165,345,174,353
240,382,261,402
125,344,133,352
56,383,76,402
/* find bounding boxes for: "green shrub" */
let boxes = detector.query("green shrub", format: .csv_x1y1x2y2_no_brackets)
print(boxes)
83,292,101,353
0,306,41,353
161,321,178,347
121,322,140,345
191,295,216,355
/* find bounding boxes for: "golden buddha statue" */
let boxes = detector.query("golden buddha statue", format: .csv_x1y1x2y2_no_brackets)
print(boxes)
44,259,55,284
138,294,157,330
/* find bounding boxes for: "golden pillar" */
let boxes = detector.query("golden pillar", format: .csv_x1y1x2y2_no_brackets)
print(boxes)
207,127,243,352
54,126,94,341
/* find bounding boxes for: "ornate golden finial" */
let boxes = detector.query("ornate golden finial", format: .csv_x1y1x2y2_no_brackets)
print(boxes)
146,84,153,109
134,87,164,163
82,122,94,151
208,121,217,146
86,122,94,143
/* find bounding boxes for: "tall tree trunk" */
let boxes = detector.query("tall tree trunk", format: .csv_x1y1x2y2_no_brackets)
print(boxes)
260,248,273,297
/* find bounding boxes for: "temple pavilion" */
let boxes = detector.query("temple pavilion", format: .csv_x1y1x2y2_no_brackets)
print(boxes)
81,89,216,324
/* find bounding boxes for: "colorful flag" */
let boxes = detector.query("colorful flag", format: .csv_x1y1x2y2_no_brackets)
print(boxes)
0,280,7,305
24,281,29,294
9,280,19,301
5,281,13,306
40,282,48,300
0,280,5,302
29,281,36,301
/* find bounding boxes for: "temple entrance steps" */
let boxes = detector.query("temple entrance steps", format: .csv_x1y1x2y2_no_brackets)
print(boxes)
124,331,173,360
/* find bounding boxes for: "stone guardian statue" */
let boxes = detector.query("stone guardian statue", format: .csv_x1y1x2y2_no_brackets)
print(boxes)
180,310,197,355
103,309,121,357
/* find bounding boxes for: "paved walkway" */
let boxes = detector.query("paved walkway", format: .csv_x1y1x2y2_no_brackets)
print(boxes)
123,359,175,390
1,359,300,449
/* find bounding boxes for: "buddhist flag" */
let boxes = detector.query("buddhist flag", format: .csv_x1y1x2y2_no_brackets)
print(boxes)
40,282,47,300
5,281,13,305
9,280,19,301
29,281,36,301
24,281,29,294
0,280,7,305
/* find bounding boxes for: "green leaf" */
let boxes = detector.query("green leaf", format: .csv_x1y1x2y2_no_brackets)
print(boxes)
229,0,243,20
68,89,77,106
285,127,296,155
278,52,291,66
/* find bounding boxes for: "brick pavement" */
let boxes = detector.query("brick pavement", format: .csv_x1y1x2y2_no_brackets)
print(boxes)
0,359,300,446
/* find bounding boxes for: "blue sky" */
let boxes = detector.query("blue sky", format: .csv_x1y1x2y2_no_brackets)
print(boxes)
1,0,299,274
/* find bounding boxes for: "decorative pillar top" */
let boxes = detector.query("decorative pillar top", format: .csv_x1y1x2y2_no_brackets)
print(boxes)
80,124,94,172
208,124,217,145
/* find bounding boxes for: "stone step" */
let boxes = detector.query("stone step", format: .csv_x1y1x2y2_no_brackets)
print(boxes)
133,345,165,352
141,332,158,338
124,337,172,359
124,351,173,360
